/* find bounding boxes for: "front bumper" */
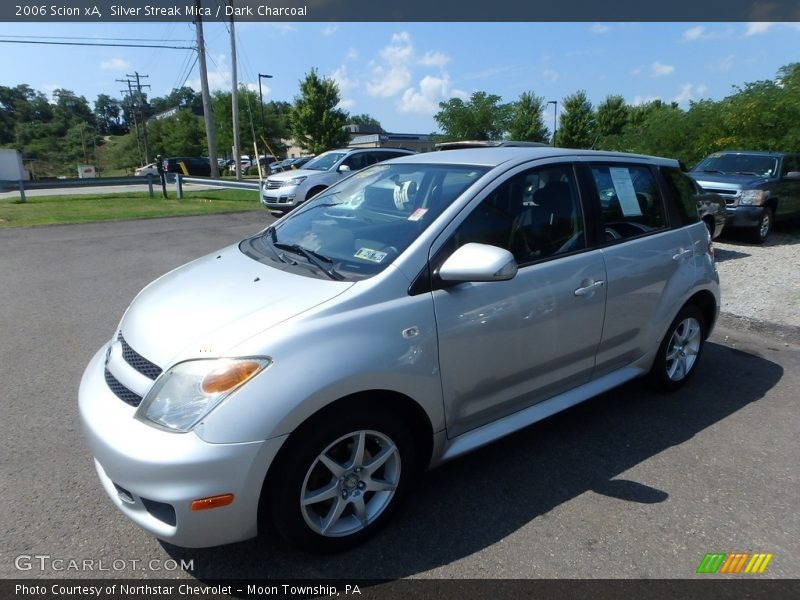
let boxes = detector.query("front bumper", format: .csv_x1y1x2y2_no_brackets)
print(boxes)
725,205,765,229
79,346,287,548
261,184,300,211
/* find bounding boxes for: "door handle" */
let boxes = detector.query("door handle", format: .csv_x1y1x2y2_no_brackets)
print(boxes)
673,248,693,261
574,280,605,297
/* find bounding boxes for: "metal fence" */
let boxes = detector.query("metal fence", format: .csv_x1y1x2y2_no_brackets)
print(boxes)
0,174,261,203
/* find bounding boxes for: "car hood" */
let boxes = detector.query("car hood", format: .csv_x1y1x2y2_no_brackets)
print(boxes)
688,172,767,189
266,167,326,182
118,244,353,368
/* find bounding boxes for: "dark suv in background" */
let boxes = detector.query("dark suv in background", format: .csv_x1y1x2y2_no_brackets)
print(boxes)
688,151,800,243
161,156,212,177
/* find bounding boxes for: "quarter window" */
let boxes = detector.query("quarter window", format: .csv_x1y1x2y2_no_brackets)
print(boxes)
451,164,585,265
590,165,666,241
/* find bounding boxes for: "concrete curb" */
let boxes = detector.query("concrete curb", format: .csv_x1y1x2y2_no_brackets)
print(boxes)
718,312,800,346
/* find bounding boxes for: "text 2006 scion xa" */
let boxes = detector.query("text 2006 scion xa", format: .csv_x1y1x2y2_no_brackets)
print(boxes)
80,148,719,551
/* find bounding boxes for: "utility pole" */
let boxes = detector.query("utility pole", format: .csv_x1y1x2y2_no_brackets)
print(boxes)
195,0,220,177
229,0,241,180
128,72,151,163
118,81,143,165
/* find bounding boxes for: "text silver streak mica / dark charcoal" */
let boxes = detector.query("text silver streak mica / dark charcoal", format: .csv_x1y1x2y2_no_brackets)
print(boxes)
80,148,720,552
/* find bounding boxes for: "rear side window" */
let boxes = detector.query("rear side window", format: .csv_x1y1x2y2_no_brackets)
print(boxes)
661,167,700,226
590,165,666,241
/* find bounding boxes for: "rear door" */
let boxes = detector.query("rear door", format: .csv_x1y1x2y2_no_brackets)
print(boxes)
778,155,800,219
582,160,695,377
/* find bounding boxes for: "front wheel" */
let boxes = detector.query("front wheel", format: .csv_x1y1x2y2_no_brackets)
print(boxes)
267,409,415,553
749,206,773,244
648,305,706,392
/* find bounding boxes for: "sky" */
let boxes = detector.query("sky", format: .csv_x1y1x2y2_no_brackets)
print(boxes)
1,21,799,135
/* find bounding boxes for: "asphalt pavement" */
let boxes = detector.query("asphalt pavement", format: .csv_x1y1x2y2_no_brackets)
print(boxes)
0,214,798,581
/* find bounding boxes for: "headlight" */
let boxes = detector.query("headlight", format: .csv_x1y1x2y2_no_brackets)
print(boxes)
135,358,271,432
284,176,307,186
739,190,768,205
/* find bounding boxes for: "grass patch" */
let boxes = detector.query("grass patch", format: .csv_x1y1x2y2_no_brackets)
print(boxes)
0,188,263,227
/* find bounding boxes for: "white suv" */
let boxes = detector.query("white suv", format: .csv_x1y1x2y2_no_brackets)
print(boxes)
261,147,414,213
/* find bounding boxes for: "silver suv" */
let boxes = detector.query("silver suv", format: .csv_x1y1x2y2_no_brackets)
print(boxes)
80,148,719,552
260,147,414,213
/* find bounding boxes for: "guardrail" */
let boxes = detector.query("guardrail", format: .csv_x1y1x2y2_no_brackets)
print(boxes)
1,174,262,203
0,175,159,202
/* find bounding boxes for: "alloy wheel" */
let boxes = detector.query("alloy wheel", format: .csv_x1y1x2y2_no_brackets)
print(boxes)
665,317,702,381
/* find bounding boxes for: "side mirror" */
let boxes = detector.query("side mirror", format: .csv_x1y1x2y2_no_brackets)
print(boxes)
439,243,518,283
338,164,351,173
784,171,800,180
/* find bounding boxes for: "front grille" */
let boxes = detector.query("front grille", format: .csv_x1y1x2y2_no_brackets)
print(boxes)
265,180,282,190
118,333,162,380
104,368,143,407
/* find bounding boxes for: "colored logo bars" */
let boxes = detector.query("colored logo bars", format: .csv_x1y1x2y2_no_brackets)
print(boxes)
697,552,773,574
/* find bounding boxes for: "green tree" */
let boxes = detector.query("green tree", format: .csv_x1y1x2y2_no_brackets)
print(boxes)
558,90,595,148
435,92,512,140
94,94,125,136
347,113,384,132
595,95,629,139
507,91,549,142
289,68,350,155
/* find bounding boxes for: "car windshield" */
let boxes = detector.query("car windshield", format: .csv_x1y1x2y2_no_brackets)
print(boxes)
303,151,347,171
692,153,778,177
241,163,489,280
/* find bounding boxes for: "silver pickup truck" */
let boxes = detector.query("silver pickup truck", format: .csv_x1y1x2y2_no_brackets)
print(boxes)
688,151,800,243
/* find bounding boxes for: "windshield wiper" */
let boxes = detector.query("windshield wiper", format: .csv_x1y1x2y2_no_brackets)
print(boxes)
698,169,726,174
734,171,760,176
260,227,292,264
273,242,344,281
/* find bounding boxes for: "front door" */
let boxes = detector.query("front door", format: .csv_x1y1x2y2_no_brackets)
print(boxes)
432,163,607,438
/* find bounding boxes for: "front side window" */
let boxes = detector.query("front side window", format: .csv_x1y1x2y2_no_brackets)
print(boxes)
591,165,666,241
241,163,488,280
304,151,347,171
449,164,585,265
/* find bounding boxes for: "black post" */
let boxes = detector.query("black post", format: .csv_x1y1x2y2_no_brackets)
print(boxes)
156,154,168,199
548,100,557,147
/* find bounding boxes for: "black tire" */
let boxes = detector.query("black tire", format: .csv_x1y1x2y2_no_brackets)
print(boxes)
749,206,773,244
266,407,416,553
648,305,706,392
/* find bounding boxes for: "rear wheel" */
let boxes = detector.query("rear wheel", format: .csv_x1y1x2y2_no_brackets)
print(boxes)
648,305,706,392
267,408,415,553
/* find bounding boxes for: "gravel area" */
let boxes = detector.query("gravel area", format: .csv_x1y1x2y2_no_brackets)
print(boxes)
714,231,800,337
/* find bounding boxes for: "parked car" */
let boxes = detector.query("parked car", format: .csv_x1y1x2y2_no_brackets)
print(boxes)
688,151,800,243
435,140,549,150
80,148,719,552
261,147,414,213
161,156,211,177
134,163,158,177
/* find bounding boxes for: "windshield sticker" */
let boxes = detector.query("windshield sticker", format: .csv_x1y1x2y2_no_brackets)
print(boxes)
609,167,642,217
355,248,388,263
408,208,428,222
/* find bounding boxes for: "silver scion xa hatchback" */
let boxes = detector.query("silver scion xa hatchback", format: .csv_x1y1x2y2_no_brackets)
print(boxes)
80,148,719,552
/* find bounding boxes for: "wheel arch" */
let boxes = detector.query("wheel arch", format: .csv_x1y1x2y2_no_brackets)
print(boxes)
685,289,717,339
257,389,434,533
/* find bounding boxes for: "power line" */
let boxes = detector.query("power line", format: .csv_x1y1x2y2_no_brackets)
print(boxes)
0,39,195,50
0,34,194,43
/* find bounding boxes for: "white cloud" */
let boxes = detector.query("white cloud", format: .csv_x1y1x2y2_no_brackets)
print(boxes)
674,83,709,105
187,53,260,94
709,54,736,72
542,69,559,83
745,22,775,36
330,65,358,93
367,65,412,97
631,67,642,76
682,26,707,41
651,61,675,77
337,98,356,110
41,84,62,99
322,25,338,36
417,51,450,68
100,57,130,71
633,95,661,106
397,75,467,114
590,24,611,34
345,47,358,61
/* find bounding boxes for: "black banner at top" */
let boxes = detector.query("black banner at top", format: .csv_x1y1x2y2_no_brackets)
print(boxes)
2,0,800,22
